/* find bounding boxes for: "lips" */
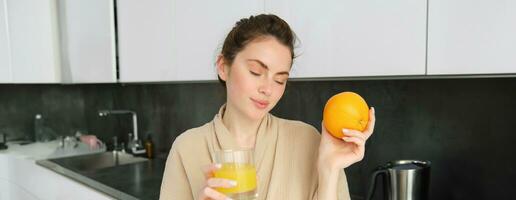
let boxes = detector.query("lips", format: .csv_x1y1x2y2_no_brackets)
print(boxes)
250,98,269,109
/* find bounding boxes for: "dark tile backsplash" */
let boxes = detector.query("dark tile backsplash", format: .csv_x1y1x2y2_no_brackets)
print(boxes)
1,77,515,199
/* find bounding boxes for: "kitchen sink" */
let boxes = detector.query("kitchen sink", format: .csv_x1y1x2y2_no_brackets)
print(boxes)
43,151,148,172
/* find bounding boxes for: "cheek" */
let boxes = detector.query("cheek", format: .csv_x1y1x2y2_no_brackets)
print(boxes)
228,69,256,98
271,85,286,104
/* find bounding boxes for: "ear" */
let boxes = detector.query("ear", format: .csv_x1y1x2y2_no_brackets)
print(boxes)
216,54,229,81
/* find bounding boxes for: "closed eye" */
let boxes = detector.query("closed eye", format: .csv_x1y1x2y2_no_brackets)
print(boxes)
250,71,260,76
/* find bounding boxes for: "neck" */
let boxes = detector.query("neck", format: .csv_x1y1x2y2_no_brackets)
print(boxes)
222,103,263,149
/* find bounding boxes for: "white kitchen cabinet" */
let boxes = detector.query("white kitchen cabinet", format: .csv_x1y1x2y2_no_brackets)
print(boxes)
6,0,61,83
2,0,116,84
171,0,263,81
0,0,11,83
266,0,427,78
427,0,516,75
0,154,113,200
116,0,175,82
117,0,263,82
57,0,117,83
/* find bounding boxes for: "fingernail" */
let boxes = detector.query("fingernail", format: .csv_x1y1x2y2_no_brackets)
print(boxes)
372,107,375,113
342,129,349,133
230,180,237,186
215,163,222,168
342,137,350,141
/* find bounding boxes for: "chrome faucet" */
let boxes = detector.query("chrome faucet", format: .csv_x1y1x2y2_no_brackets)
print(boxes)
98,110,145,154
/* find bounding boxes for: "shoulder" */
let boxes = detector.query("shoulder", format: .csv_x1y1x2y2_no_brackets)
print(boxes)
274,116,321,142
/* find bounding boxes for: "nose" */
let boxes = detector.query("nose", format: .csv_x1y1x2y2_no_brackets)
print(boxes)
258,78,272,97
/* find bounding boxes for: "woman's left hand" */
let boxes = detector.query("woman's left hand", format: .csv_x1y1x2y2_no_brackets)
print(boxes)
318,107,376,172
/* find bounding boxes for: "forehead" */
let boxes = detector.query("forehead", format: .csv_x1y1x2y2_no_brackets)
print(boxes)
236,37,292,71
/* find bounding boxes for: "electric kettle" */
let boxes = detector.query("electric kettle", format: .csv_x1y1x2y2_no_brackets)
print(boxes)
366,160,431,200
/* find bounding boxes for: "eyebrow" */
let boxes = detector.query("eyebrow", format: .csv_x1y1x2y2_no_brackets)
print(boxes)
247,59,290,76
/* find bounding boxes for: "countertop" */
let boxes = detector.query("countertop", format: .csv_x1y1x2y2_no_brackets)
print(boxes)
37,154,166,200
0,140,105,160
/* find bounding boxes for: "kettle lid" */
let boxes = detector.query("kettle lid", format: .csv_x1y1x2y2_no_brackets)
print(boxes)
386,160,431,170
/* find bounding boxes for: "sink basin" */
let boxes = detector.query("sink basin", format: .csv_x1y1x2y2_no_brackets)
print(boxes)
46,151,148,172
48,141,106,159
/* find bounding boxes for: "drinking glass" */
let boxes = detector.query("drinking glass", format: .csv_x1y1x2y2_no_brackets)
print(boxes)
214,149,258,200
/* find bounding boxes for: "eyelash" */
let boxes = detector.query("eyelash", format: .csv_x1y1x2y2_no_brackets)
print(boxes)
250,71,285,85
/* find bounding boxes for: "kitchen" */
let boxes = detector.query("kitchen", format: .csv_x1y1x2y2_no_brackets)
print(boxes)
1,0,515,200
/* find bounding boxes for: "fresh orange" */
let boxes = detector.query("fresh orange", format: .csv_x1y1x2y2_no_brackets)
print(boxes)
323,92,369,138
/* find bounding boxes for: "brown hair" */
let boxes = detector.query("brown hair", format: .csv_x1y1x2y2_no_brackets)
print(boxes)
218,14,296,86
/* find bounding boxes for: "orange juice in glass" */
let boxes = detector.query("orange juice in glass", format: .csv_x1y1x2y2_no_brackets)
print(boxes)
214,150,258,200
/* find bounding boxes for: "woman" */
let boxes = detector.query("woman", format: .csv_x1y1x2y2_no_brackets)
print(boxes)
160,14,375,200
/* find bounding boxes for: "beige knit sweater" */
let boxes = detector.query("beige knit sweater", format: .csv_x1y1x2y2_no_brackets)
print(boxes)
160,106,351,200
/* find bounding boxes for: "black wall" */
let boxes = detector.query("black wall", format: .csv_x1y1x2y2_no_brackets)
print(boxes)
1,77,515,199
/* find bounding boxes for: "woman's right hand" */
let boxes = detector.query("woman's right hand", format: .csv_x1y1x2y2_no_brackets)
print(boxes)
198,163,237,200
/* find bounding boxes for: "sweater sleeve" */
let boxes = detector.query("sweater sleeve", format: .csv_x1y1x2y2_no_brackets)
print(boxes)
159,142,194,200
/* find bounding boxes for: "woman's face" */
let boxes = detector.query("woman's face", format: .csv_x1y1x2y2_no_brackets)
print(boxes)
218,36,292,121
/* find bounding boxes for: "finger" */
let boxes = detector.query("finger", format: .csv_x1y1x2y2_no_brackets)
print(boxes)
321,122,330,135
320,122,334,140
207,178,238,188
353,145,366,161
202,163,222,178
342,136,365,146
363,107,376,139
342,129,367,141
202,187,231,200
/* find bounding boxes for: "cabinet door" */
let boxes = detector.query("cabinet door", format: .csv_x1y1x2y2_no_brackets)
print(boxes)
117,0,175,82
118,0,263,82
6,156,113,200
6,0,61,83
266,0,427,78
427,0,516,75
0,0,11,83
172,0,263,81
57,0,117,83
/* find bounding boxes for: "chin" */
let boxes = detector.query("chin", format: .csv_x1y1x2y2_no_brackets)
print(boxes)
246,107,270,121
